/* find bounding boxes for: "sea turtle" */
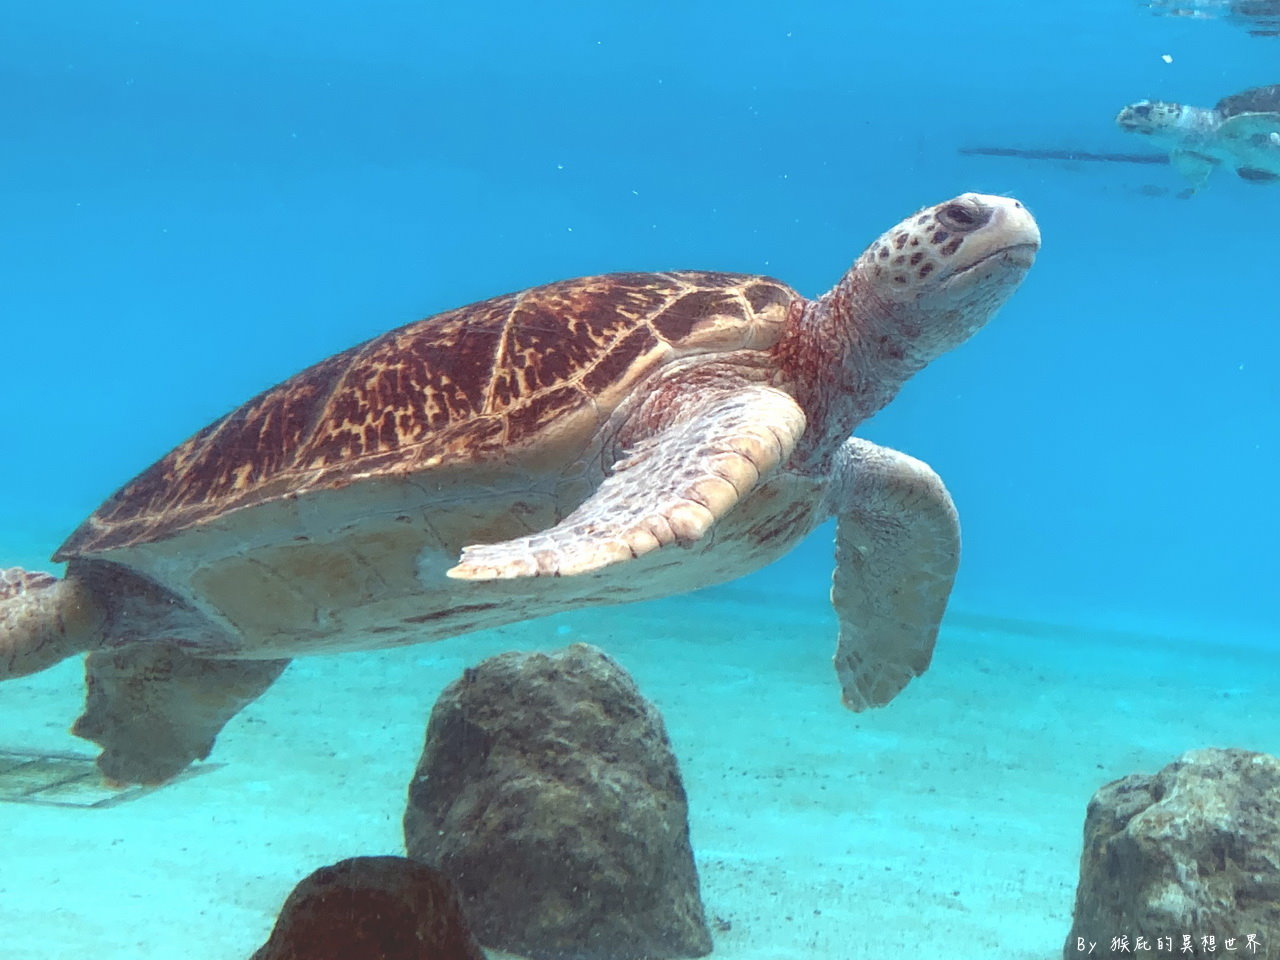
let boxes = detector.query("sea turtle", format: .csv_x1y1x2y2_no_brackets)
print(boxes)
1116,84,1280,194
1142,0,1280,37
0,193,1039,785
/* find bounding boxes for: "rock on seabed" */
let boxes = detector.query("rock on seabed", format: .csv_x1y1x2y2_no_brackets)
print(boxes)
404,643,712,960
1065,747,1280,958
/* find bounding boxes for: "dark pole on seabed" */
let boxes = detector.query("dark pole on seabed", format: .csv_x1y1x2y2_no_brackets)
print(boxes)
959,146,1170,165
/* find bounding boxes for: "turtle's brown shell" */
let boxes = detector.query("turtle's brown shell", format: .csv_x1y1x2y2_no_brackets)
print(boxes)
1216,83,1280,117
58,270,796,560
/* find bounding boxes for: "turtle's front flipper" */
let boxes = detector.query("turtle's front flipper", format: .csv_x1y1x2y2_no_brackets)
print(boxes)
1170,148,1218,197
827,438,959,712
72,643,289,785
447,385,807,580
0,568,104,680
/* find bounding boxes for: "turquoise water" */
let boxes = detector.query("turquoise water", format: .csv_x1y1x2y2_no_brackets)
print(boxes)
1,2,1277,958
4,1,1276,639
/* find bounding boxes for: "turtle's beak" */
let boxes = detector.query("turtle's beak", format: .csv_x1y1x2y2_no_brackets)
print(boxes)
1116,102,1154,132
945,194,1040,280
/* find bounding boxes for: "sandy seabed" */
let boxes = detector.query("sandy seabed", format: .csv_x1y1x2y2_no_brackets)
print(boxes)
1,588,1276,960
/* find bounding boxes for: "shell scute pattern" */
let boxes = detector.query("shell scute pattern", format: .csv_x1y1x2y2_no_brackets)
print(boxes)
79,347,360,530
308,305,502,466
744,280,789,313
579,325,658,397
1216,84,1280,117
651,288,745,342
59,271,796,558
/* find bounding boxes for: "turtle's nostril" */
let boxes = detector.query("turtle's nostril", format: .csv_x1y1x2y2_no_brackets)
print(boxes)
937,199,992,233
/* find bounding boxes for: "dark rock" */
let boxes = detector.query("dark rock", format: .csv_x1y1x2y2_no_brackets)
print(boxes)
251,856,484,960
404,643,712,960
1065,748,1280,958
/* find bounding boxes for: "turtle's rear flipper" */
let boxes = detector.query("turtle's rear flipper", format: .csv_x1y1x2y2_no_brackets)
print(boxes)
1,567,104,680
72,643,289,785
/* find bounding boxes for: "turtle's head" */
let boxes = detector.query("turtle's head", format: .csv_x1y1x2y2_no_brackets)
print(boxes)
847,193,1040,365
775,193,1037,455
1116,99,1186,136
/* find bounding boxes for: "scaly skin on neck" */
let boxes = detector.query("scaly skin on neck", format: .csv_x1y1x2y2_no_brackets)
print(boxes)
1164,106,1222,152
773,266,927,470
616,194,1037,480
771,192,1040,472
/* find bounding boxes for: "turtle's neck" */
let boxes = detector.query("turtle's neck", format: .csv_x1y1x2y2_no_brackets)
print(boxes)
770,267,928,471
1171,105,1223,147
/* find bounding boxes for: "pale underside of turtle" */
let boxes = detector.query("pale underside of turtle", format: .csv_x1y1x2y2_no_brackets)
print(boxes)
0,193,1040,784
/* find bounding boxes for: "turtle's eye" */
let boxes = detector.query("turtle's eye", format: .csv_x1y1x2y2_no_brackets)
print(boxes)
937,199,991,233
1134,104,1151,118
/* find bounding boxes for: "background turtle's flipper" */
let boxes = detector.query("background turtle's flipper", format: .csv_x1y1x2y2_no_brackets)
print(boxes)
827,438,959,712
1218,114,1280,181
72,643,289,785
447,385,807,580
1236,166,1280,182
0,567,105,680
1169,148,1219,196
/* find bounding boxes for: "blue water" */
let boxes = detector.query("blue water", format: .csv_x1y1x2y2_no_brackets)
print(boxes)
4,1,1276,641
1,1,1277,956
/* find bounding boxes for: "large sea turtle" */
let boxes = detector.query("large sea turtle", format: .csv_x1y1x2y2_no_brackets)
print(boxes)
1116,84,1280,194
0,193,1039,785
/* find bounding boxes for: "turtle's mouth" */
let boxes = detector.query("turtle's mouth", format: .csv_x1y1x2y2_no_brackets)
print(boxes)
951,242,1039,278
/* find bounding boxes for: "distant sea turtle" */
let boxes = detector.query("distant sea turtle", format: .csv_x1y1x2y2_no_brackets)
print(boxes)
1142,0,1280,36
1116,84,1280,194
0,193,1039,785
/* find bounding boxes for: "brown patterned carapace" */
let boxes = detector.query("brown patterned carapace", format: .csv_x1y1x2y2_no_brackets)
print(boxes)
58,271,796,558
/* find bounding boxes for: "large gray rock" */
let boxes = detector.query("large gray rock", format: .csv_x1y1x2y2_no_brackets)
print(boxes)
250,856,484,960
404,643,712,960
1065,748,1280,958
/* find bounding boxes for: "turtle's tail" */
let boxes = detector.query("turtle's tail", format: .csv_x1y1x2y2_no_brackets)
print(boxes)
0,567,104,679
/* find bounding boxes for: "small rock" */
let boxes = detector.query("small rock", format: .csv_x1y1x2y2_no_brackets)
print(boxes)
1064,747,1280,958
404,643,712,960
251,856,484,960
